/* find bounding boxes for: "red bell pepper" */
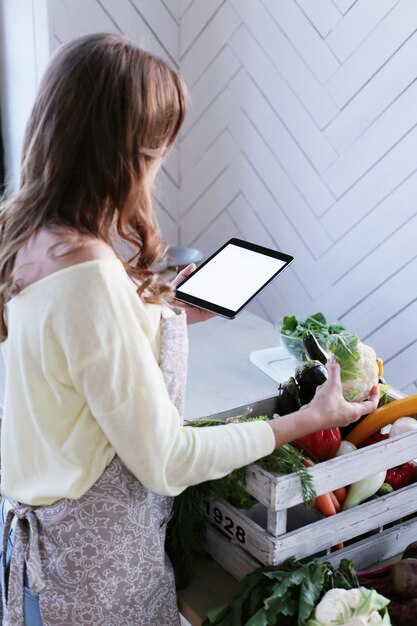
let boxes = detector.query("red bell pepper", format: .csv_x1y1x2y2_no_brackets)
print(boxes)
360,432,416,490
296,428,341,462
360,432,388,447
386,463,416,490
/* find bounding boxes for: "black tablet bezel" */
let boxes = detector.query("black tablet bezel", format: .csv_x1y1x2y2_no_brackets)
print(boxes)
175,238,293,319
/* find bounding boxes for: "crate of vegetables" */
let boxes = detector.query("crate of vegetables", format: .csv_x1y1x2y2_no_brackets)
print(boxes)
202,328,417,581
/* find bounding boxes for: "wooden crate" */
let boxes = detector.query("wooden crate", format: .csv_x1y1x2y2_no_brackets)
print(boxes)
202,389,417,580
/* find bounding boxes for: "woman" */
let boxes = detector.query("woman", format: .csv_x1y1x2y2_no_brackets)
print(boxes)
0,33,379,626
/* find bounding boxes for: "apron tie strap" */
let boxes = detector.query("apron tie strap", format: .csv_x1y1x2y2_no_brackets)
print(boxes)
2,503,45,626
24,510,45,594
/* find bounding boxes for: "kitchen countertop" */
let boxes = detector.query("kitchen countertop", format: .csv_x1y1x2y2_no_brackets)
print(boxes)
185,310,278,419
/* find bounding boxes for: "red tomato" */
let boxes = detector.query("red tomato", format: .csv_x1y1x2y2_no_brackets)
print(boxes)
295,428,342,462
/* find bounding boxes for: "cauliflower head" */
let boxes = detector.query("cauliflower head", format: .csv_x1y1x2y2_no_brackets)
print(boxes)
307,587,391,626
326,334,379,402
341,342,379,403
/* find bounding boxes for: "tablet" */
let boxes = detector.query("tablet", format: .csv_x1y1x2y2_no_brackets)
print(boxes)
175,238,293,319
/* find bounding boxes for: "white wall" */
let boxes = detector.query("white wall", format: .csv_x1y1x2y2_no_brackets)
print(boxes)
179,0,417,393
0,0,50,192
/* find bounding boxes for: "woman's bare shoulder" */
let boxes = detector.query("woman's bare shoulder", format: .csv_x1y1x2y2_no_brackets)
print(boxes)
14,227,118,290
63,237,117,262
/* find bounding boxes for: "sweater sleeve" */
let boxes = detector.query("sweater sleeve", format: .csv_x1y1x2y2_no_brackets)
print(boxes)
57,262,276,496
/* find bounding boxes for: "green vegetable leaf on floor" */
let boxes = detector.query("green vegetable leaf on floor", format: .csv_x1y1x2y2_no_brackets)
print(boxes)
203,558,360,626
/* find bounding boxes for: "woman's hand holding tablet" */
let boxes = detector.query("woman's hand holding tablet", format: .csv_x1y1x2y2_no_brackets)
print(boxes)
175,238,293,319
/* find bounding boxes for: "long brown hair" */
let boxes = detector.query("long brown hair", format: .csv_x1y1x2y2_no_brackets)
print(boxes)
0,33,187,339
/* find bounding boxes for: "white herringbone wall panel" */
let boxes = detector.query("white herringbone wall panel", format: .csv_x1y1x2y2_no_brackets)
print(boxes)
47,0,180,246
179,0,417,392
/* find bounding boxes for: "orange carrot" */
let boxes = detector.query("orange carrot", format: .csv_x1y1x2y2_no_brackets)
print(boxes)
314,491,337,517
329,490,342,513
333,486,347,505
302,458,344,548
303,458,314,468
303,458,340,516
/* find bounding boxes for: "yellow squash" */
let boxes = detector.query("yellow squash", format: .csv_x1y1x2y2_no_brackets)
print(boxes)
346,393,417,446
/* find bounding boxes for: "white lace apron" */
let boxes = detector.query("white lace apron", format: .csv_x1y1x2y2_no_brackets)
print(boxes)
1,307,188,626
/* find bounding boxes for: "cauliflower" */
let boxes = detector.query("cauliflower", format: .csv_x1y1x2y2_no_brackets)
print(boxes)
313,588,351,623
307,587,391,626
326,334,379,402
340,342,379,402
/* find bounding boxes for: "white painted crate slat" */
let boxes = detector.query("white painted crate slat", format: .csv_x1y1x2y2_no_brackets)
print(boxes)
206,515,417,581
205,523,261,581
203,389,417,577
247,429,417,510
206,482,417,567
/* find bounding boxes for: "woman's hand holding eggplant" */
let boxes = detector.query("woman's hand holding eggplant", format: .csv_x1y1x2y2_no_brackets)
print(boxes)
268,356,379,449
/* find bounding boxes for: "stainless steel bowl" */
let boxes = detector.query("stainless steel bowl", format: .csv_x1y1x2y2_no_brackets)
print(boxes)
165,247,204,271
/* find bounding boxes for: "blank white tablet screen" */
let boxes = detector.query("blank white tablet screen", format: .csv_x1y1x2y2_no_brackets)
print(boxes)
177,242,286,312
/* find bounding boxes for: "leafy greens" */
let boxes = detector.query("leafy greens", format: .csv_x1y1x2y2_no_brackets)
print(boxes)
280,313,346,344
325,333,361,382
202,557,360,626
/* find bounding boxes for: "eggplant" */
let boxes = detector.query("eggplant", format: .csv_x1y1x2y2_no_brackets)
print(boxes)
276,377,301,415
302,331,328,366
295,360,328,405
403,542,417,560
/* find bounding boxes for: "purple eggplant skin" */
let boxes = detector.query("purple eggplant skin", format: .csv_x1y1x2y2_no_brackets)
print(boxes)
391,559,417,599
295,361,328,405
302,331,328,365
402,542,417,560
276,377,301,416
